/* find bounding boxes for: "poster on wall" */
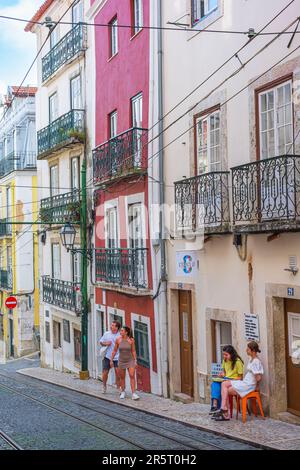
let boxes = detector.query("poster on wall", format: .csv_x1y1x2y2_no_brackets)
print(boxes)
244,313,260,342
176,251,198,278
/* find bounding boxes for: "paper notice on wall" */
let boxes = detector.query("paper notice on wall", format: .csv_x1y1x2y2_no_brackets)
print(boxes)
244,313,260,342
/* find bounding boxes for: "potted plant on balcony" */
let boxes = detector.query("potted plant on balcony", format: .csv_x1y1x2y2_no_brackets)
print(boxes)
67,129,86,143
64,201,81,223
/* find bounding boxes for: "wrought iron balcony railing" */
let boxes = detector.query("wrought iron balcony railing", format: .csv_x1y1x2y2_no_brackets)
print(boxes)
175,171,231,234
40,189,81,225
95,248,148,289
232,155,300,233
93,127,148,185
37,109,85,158
0,269,12,291
42,23,87,82
0,152,36,177
0,219,12,237
42,276,81,314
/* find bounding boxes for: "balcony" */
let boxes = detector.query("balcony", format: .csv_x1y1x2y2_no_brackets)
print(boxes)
0,269,12,291
42,23,87,82
0,152,36,178
0,219,12,238
175,171,231,235
232,155,300,233
42,276,81,314
95,248,148,290
37,109,85,159
40,190,81,225
93,127,148,185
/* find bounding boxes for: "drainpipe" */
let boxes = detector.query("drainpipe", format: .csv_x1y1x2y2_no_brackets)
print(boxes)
157,0,169,397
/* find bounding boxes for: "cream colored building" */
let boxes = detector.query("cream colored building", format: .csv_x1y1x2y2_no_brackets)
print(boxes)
26,0,89,373
161,0,300,419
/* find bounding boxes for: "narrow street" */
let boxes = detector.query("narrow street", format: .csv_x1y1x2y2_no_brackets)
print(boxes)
0,357,257,451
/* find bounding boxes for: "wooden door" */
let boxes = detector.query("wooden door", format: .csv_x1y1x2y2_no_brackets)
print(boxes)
285,299,300,416
179,290,194,397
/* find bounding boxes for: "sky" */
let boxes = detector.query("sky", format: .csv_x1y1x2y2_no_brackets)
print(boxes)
0,0,43,96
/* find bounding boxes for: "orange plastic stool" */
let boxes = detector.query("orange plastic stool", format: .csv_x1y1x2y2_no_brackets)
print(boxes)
236,391,265,423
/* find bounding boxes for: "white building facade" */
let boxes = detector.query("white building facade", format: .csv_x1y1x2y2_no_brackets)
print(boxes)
161,0,300,419
0,86,39,360
26,0,90,373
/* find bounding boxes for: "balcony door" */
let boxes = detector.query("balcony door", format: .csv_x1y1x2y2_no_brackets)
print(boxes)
72,1,83,24
49,93,58,124
6,245,12,288
71,157,80,190
128,202,145,287
109,111,118,174
6,186,12,234
50,165,59,197
106,207,119,283
258,80,294,220
70,75,82,110
131,93,143,166
196,110,221,229
51,243,61,280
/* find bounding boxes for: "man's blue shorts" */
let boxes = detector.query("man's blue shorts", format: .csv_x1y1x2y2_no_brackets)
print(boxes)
103,357,118,371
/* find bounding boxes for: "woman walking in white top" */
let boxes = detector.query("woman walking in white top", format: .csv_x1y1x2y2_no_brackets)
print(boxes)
212,341,264,421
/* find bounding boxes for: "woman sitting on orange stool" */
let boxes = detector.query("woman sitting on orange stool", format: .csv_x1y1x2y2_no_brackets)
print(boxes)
212,341,264,422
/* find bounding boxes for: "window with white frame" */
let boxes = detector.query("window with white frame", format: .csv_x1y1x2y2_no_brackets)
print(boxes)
288,313,300,357
191,0,218,26
50,26,60,49
72,248,81,284
132,0,143,35
259,80,293,159
106,206,118,249
49,93,58,123
109,111,118,138
196,110,221,174
70,75,82,110
109,17,118,57
50,164,59,197
51,243,61,279
213,321,232,363
72,1,83,24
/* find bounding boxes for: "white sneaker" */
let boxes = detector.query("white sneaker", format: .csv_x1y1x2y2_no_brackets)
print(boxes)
120,391,126,399
132,392,140,400
102,385,107,394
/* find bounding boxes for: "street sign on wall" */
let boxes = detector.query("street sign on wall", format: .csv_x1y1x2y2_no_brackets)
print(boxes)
244,313,260,342
5,296,17,310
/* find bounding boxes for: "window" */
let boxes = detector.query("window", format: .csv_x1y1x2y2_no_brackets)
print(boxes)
50,164,59,197
196,110,221,174
131,93,143,128
72,1,83,24
212,321,232,363
70,75,82,110
53,321,62,349
72,248,81,284
128,203,143,249
71,157,80,190
192,0,218,26
50,26,59,49
109,111,118,138
109,312,123,327
63,319,71,343
6,186,12,234
74,329,81,362
45,322,51,343
134,320,150,368
51,243,61,279
106,207,118,249
109,17,118,57
258,80,293,159
132,0,143,35
288,313,300,357
49,93,58,123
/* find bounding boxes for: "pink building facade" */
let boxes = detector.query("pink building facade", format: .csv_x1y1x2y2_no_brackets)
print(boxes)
91,0,158,393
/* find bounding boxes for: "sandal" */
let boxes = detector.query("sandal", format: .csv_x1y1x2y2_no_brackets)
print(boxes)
209,406,219,415
212,409,230,421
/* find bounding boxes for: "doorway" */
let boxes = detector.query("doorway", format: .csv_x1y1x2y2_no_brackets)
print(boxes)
285,299,300,416
178,290,194,397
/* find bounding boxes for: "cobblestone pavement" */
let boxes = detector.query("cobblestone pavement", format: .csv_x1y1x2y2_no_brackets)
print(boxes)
0,356,257,450
13,361,300,450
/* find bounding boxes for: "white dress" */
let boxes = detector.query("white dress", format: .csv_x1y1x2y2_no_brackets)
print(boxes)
231,358,264,398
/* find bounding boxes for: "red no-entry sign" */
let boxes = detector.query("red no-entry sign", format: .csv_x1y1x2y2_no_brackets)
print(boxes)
5,296,17,309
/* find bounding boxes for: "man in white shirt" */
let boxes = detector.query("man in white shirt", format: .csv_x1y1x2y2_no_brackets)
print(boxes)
100,321,121,393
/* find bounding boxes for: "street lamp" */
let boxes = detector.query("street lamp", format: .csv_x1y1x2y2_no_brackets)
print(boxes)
60,222,76,252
